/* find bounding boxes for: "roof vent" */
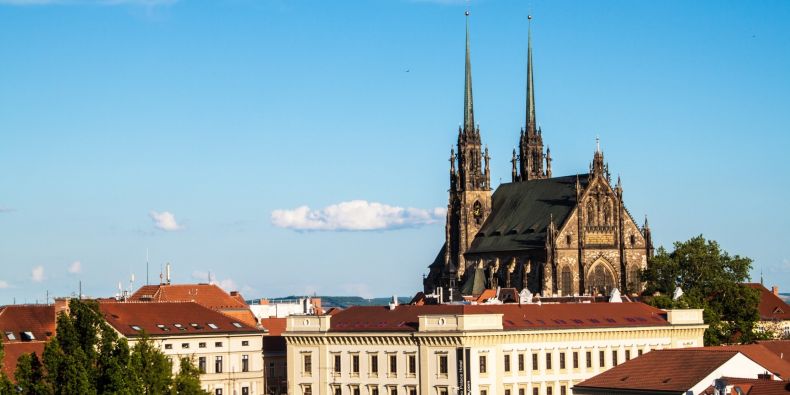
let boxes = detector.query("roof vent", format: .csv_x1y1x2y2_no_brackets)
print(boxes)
389,295,399,311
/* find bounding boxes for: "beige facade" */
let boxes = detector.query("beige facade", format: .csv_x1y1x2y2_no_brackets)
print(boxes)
135,332,264,395
284,307,706,395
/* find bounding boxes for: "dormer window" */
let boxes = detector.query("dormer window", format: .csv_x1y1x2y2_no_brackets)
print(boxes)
174,323,186,331
22,331,35,340
5,331,16,341
232,322,243,328
157,324,169,331
207,323,218,329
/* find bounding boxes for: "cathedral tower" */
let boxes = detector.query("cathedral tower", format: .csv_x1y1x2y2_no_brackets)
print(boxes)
515,16,550,182
426,11,492,294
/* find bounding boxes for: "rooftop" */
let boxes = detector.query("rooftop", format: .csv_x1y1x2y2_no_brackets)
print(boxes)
99,301,261,337
744,283,790,321
0,304,56,343
327,302,671,332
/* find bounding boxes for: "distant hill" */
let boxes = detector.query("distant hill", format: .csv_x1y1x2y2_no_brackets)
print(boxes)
248,295,411,309
780,293,790,303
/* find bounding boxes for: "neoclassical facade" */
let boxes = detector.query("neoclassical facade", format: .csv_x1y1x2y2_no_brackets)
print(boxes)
424,15,653,298
284,303,706,395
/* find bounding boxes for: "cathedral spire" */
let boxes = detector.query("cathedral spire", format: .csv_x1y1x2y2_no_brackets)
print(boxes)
463,10,474,134
525,15,536,136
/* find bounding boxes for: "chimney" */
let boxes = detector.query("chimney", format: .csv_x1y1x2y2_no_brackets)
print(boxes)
389,295,399,310
772,286,779,296
54,298,70,321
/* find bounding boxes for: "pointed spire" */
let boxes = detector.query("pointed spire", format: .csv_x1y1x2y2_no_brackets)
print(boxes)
545,146,552,178
526,15,536,135
463,10,475,134
511,149,518,182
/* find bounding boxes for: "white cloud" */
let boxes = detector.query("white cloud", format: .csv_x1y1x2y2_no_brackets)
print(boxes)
149,210,183,231
0,280,9,289
68,260,82,274
271,200,446,231
0,207,14,213
31,266,45,282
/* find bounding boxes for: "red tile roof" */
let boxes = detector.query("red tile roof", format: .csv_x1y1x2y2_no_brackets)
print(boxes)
130,283,248,309
759,340,790,364
99,301,261,337
129,283,257,327
0,305,56,343
328,302,671,332
687,344,790,380
1,342,46,378
575,349,741,392
719,377,790,395
744,284,790,321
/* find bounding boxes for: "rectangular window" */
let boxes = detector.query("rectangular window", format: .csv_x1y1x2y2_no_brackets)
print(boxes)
242,355,249,373
573,351,579,369
216,389,222,395
519,389,525,395
215,356,223,373
389,355,397,374
334,387,341,395
438,388,448,395
532,353,538,371
547,387,553,395
408,388,416,395
480,390,487,395
505,390,511,395
304,354,312,374
371,355,379,374
599,350,605,367
560,386,566,395
242,388,249,395
532,389,538,395
559,353,565,369
334,354,342,374
215,342,223,347
242,340,249,346
164,344,172,350
352,354,360,374
352,387,360,395
198,357,206,374
625,350,631,361
504,354,511,372
518,354,525,371
612,350,618,366
408,355,416,375
268,362,275,377
371,388,378,395
545,353,552,370
181,343,189,349
586,351,592,368
479,355,487,374
389,387,397,395
304,386,312,395
439,355,448,375
199,342,206,348
638,349,643,357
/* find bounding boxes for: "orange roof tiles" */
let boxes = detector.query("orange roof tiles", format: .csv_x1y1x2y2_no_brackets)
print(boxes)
128,283,258,327
575,349,740,392
687,344,790,380
99,301,261,337
328,302,670,332
261,317,287,354
1,342,46,378
719,377,790,395
759,340,790,364
0,305,56,343
744,283,790,321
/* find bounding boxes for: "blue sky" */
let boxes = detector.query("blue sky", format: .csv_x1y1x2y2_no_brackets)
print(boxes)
1,0,788,304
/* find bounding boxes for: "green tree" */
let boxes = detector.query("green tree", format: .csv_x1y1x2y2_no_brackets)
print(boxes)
0,341,15,394
129,334,173,394
642,235,762,345
14,352,49,395
173,357,209,395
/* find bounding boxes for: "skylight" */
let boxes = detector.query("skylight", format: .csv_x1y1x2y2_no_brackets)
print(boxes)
130,325,142,332
22,331,35,340
232,322,243,328
5,332,16,341
207,323,218,329
157,324,169,331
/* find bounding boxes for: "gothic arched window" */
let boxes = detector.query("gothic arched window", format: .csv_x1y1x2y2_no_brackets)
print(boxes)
628,266,641,294
588,264,615,296
472,201,483,224
603,200,612,225
561,266,572,296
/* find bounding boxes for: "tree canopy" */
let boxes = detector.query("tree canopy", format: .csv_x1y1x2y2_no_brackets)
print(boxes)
641,234,764,345
7,299,208,394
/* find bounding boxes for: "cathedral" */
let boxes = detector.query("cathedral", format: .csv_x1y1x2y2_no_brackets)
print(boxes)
423,14,654,299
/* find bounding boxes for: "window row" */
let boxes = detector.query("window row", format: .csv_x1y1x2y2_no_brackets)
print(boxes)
162,340,249,350
302,385,418,395
302,353,417,377
500,347,647,373
195,354,251,374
